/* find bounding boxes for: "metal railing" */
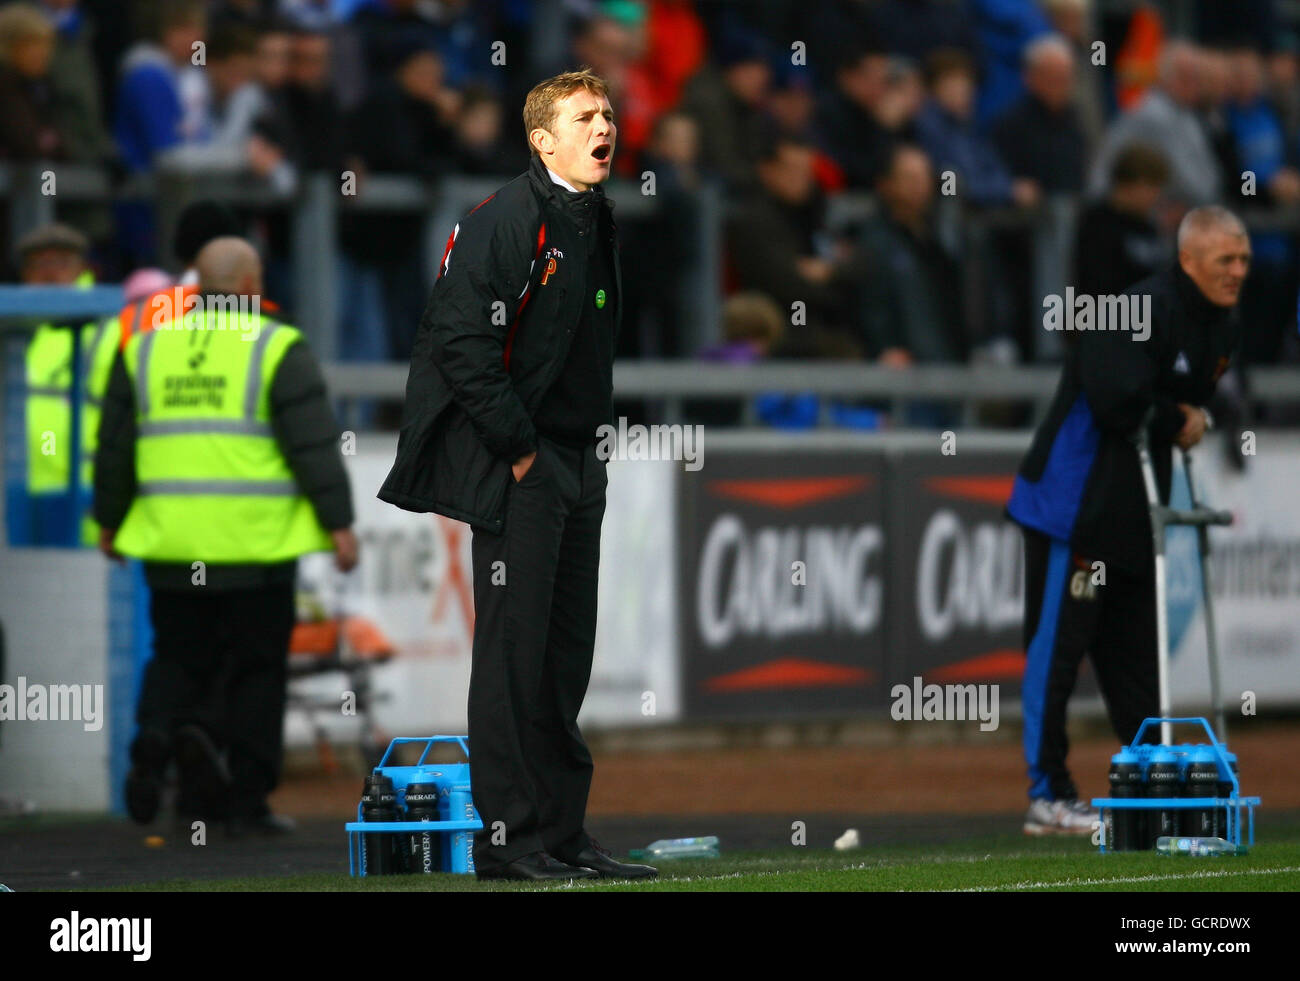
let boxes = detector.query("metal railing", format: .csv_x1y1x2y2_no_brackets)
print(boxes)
323,359,1300,429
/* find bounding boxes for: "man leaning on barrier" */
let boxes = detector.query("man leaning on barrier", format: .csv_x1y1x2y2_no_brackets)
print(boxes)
1006,205,1246,836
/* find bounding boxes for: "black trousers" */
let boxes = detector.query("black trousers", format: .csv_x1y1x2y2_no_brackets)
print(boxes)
468,435,607,871
1021,527,1159,801
134,584,296,817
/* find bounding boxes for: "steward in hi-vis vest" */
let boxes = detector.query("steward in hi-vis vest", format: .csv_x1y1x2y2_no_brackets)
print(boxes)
93,237,357,832
17,224,106,546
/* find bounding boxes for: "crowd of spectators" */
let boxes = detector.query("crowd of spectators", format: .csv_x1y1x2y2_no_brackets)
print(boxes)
2,0,1299,383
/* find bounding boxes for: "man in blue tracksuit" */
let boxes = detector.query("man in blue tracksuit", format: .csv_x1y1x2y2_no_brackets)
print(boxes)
1006,206,1245,834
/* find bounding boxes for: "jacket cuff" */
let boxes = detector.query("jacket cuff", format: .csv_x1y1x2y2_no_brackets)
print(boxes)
1152,396,1186,443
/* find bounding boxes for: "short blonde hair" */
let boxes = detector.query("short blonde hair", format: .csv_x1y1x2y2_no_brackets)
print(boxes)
522,68,611,156
0,3,55,64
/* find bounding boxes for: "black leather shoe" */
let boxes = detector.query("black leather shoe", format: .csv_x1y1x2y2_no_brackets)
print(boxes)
124,728,170,825
476,851,599,881
557,839,658,879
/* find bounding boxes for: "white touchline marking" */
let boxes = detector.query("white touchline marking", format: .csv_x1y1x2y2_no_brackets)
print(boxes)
951,866,1300,892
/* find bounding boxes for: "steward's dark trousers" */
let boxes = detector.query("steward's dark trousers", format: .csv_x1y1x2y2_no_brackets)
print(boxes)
468,435,607,871
1021,527,1159,801
134,584,295,817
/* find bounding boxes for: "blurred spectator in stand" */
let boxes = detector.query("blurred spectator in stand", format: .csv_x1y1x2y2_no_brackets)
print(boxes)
157,25,280,185
638,0,707,119
855,143,967,371
914,48,1036,207
1088,40,1222,205
277,0,335,32
1226,42,1300,367
1074,142,1171,301
451,84,527,176
691,291,784,428
111,0,210,264
1040,0,1106,152
1197,45,1240,198
339,43,457,363
968,0,1051,127
256,27,347,174
680,30,772,197
210,0,275,28
1266,34,1300,147
816,46,922,191
728,135,859,347
350,0,439,95
621,111,701,359
990,33,1085,361
38,0,114,164
991,34,1085,195
114,0,210,173
866,0,976,63
768,62,816,141
0,3,63,159
701,291,785,363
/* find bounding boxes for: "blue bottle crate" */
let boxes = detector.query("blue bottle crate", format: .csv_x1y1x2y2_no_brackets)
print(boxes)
346,736,483,876
1090,717,1261,854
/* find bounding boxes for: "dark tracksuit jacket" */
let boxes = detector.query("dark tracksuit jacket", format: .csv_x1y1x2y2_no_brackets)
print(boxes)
1006,263,1237,799
380,154,621,872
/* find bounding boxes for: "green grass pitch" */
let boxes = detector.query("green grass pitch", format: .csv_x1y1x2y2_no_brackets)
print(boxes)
110,819,1300,893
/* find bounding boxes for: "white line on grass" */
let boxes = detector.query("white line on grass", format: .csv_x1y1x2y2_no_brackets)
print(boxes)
951,865,1300,892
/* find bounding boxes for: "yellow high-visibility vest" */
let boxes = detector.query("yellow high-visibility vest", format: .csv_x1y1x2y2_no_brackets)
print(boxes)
24,271,115,545
113,305,332,563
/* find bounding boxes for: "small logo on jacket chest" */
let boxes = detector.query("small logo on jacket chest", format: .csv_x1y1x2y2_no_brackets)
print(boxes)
540,246,564,286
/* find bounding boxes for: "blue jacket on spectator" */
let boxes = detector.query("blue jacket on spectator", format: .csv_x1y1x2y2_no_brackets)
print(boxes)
1227,97,1290,264
914,100,1015,205
114,45,209,172
970,0,1051,129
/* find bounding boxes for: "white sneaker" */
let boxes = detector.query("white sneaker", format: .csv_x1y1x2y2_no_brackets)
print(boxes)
1023,798,1099,836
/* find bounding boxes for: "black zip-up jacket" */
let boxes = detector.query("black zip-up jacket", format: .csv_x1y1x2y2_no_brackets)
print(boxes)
94,328,353,590
378,154,622,531
1007,263,1238,575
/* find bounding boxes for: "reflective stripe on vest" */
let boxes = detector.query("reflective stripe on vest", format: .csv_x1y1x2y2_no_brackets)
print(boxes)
112,311,332,563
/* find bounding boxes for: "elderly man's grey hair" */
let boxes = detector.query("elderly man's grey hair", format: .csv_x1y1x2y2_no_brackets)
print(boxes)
1177,205,1247,252
1023,32,1074,69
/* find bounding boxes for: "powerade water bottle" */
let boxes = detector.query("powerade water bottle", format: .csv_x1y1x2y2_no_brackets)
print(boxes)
1107,747,1144,851
628,837,721,861
1183,746,1219,837
1145,746,1180,849
361,772,398,875
404,782,439,875
1215,750,1239,840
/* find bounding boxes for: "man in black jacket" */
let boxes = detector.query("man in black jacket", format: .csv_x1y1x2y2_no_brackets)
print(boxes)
379,69,655,882
1007,206,1246,835
95,237,358,834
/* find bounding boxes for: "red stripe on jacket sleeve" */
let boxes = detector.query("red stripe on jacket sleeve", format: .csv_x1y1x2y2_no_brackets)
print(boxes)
503,221,547,370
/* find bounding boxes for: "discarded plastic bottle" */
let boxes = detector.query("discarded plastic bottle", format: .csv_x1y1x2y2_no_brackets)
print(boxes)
1155,836,1242,857
628,836,720,861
